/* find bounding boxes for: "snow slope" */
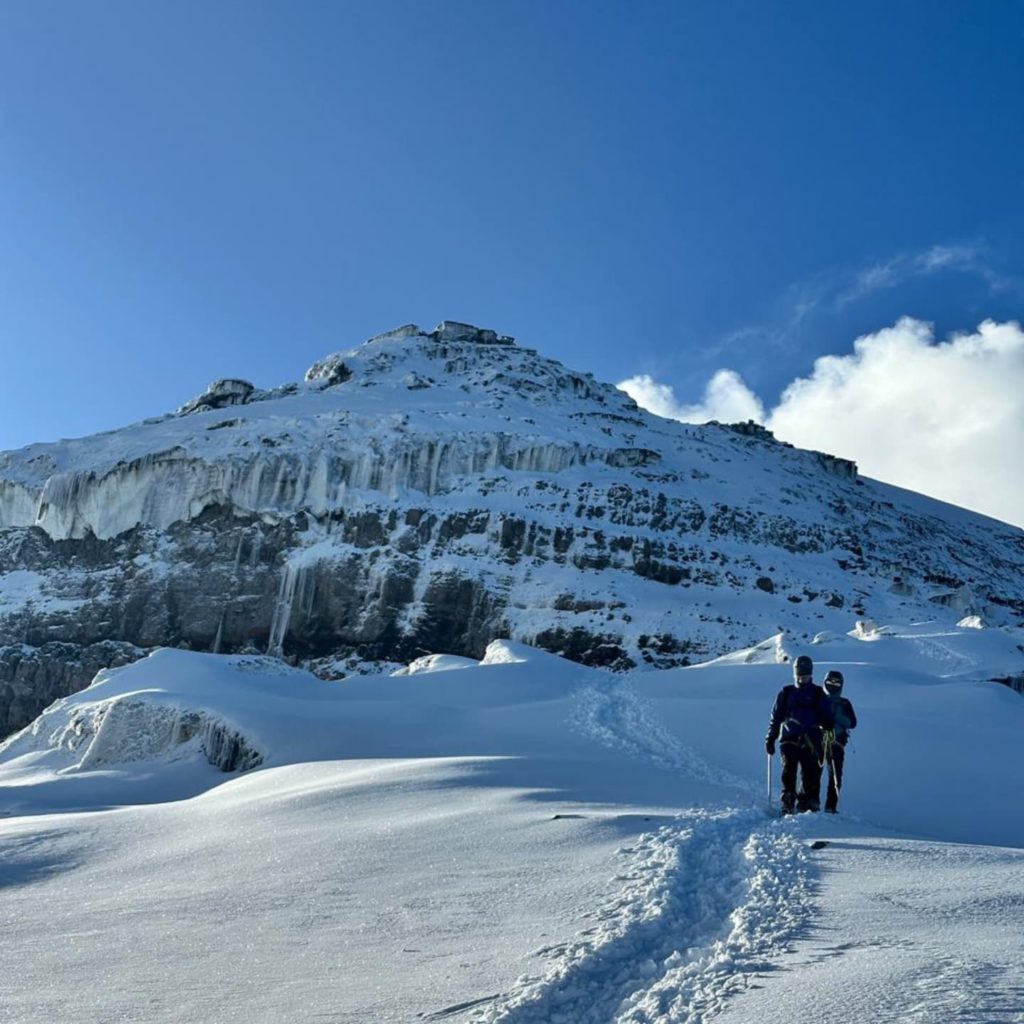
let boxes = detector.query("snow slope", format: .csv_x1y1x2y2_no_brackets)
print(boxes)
1,622,1022,1023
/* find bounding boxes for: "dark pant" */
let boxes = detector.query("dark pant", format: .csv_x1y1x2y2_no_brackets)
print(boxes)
825,743,846,812
780,742,822,812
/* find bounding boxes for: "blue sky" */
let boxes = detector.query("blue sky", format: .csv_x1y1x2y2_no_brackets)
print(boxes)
2,1,1023,520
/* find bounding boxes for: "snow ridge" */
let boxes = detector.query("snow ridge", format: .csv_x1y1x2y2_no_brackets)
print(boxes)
474,810,813,1024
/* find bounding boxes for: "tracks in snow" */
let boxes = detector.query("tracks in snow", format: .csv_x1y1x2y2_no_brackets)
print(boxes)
466,679,817,1023
473,810,814,1024
571,678,756,795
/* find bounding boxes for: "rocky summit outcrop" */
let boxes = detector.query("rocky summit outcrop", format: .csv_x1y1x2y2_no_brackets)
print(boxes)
1,320,1023,736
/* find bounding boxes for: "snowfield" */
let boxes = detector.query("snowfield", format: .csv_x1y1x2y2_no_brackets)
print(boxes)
1,624,1023,1023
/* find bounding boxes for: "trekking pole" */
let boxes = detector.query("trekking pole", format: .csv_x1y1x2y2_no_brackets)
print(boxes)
823,730,838,810
767,752,773,807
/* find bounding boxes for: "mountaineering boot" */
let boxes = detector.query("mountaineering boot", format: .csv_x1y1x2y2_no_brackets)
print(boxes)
780,793,796,816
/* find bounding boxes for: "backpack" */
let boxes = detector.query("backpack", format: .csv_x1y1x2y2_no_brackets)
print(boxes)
779,684,829,745
826,693,856,743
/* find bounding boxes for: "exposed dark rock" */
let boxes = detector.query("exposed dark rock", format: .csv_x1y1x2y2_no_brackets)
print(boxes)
305,354,353,387
607,448,661,468
190,714,263,772
719,420,781,443
177,378,255,416
431,321,514,345
552,594,607,613
925,571,964,589
533,627,633,670
0,640,144,736
411,572,507,660
638,632,698,668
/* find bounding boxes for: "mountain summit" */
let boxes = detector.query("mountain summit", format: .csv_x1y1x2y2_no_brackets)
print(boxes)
1,321,1023,734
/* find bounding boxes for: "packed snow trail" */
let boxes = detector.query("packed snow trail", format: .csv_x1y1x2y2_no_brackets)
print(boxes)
464,679,815,1023
571,678,755,794
472,810,814,1024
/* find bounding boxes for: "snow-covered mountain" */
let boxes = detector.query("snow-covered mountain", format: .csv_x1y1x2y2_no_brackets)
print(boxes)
2,320,1024,735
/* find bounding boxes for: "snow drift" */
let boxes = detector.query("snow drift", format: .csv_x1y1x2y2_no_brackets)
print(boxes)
1,620,1022,1023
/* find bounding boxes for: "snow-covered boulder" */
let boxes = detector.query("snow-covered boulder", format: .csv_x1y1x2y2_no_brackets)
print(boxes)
304,353,353,386
176,378,255,416
691,633,792,667
393,653,480,676
432,320,514,345
958,615,986,629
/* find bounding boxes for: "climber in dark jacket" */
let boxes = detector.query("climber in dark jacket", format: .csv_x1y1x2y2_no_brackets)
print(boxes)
821,670,857,813
765,654,835,814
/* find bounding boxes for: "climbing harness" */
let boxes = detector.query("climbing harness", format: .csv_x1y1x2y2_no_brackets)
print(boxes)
820,728,836,770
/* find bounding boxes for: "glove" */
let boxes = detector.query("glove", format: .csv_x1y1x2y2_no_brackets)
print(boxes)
765,739,775,756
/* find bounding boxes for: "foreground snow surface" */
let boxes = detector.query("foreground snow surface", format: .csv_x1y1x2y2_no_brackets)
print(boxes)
1,628,1023,1023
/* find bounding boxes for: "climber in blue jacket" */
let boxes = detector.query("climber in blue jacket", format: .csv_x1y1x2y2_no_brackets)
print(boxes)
765,654,835,814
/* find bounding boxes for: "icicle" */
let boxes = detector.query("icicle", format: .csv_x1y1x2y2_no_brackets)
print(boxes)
212,610,225,655
249,529,263,567
428,441,445,496
232,531,245,573
267,562,301,657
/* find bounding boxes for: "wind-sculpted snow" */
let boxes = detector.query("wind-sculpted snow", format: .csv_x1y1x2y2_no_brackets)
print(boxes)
2,692,262,774
2,637,1024,1023
473,811,813,1024
0,651,284,781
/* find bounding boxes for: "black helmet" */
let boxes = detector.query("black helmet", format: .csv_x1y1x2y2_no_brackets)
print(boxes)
824,670,844,692
793,655,813,679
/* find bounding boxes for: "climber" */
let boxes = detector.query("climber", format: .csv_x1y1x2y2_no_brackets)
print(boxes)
765,654,835,814
821,670,857,813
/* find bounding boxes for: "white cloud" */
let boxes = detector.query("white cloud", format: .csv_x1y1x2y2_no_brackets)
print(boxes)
768,317,1024,526
915,243,979,272
708,243,1012,365
618,370,765,425
620,318,1024,528
834,244,988,308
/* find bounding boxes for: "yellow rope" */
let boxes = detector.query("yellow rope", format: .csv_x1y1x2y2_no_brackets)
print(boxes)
821,728,836,768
